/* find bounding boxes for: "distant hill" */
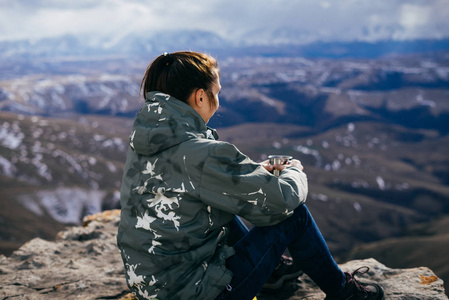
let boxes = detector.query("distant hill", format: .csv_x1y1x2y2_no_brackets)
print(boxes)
0,111,131,254
1,30,449,60
2,112,448,256
214,54,449,135
2,53,448,135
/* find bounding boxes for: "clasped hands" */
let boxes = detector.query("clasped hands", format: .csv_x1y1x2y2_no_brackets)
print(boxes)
260,159,304,173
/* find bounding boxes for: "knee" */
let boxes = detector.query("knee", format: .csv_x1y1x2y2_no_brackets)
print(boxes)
274,205,310,242
290,204,312,229
293,204,309,219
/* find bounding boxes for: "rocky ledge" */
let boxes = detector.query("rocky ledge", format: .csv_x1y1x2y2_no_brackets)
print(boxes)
0,210,447,300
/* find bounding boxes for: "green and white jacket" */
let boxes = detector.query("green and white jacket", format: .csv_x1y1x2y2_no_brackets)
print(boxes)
117,91,308,300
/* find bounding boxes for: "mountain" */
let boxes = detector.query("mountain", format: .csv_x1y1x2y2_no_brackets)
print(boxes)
0,30,231,60
2,52,448,134
0,111,131,254
298,39,449,58
211,53,449,135
1,30,449,60
0,72,143,116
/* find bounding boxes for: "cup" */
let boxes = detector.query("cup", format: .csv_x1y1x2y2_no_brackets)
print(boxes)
268,155,293,177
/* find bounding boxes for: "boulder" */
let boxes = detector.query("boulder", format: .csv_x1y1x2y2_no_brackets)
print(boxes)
0,210,446,300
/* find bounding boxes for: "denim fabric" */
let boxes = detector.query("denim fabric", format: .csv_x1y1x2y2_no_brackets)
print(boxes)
215,205,346,300
226,216,250,246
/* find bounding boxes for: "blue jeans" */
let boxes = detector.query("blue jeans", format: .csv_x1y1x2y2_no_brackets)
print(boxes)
215,205,346,300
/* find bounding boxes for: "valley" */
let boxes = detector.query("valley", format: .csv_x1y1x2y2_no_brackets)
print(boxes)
1,50,448,291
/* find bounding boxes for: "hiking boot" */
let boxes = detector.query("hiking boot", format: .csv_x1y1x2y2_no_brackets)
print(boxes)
262,255,303,291
325,266,385,300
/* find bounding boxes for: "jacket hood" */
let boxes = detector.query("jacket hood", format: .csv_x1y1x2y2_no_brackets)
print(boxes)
129,91,218,156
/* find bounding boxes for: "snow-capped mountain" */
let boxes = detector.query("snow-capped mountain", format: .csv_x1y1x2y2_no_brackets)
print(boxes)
1,29,449,60
0,73,142,116
1,52,448,134
0,30,231,60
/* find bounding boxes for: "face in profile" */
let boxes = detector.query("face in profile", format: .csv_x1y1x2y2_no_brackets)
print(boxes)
203,72,221,123
192,69,221,124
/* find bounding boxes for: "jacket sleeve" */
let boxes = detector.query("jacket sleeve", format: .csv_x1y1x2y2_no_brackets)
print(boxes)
199,142,308,226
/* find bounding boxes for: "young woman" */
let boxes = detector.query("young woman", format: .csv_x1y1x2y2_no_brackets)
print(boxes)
117,51,384,300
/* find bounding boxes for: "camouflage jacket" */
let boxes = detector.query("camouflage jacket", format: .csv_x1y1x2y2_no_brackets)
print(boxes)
117,92,308,300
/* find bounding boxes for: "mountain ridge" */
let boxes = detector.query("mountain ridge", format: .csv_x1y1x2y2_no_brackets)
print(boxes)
1,30,449,60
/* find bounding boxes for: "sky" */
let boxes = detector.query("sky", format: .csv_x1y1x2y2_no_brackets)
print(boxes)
0,0,448,44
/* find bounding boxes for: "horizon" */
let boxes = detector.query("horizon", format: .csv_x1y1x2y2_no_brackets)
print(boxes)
1,0,449,45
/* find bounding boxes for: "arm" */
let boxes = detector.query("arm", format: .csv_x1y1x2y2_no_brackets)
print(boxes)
199,142,308,226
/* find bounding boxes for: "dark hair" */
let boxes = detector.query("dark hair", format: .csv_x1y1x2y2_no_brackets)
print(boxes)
140,51,219,108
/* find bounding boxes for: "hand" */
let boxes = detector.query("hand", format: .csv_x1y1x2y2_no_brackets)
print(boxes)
260,159,304,172
260,159,274,172
287,159,304,171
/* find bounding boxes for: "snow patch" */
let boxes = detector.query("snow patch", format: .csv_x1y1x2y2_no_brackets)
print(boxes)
347,123,355,132
311,193,329,201
376,176,386,190
0,155,17,177
353,202,362,212
19,188,108,224
0,121,24,150
293,145,322,167
416,94,436,108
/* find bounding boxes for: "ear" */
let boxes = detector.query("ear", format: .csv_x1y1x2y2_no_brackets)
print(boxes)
194,88,206,108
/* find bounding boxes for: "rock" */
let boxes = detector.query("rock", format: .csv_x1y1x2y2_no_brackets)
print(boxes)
0,210,128,300
258,259,448,300
0,210,447,300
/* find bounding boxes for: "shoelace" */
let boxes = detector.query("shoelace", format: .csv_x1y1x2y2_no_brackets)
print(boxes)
280,255,294,266
347,266,371,294
273,255,294,271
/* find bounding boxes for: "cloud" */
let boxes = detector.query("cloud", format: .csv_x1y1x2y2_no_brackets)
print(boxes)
0,0,448,42
401,4,430,26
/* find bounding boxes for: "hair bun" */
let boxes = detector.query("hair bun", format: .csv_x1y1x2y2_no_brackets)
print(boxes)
162,52,173,66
